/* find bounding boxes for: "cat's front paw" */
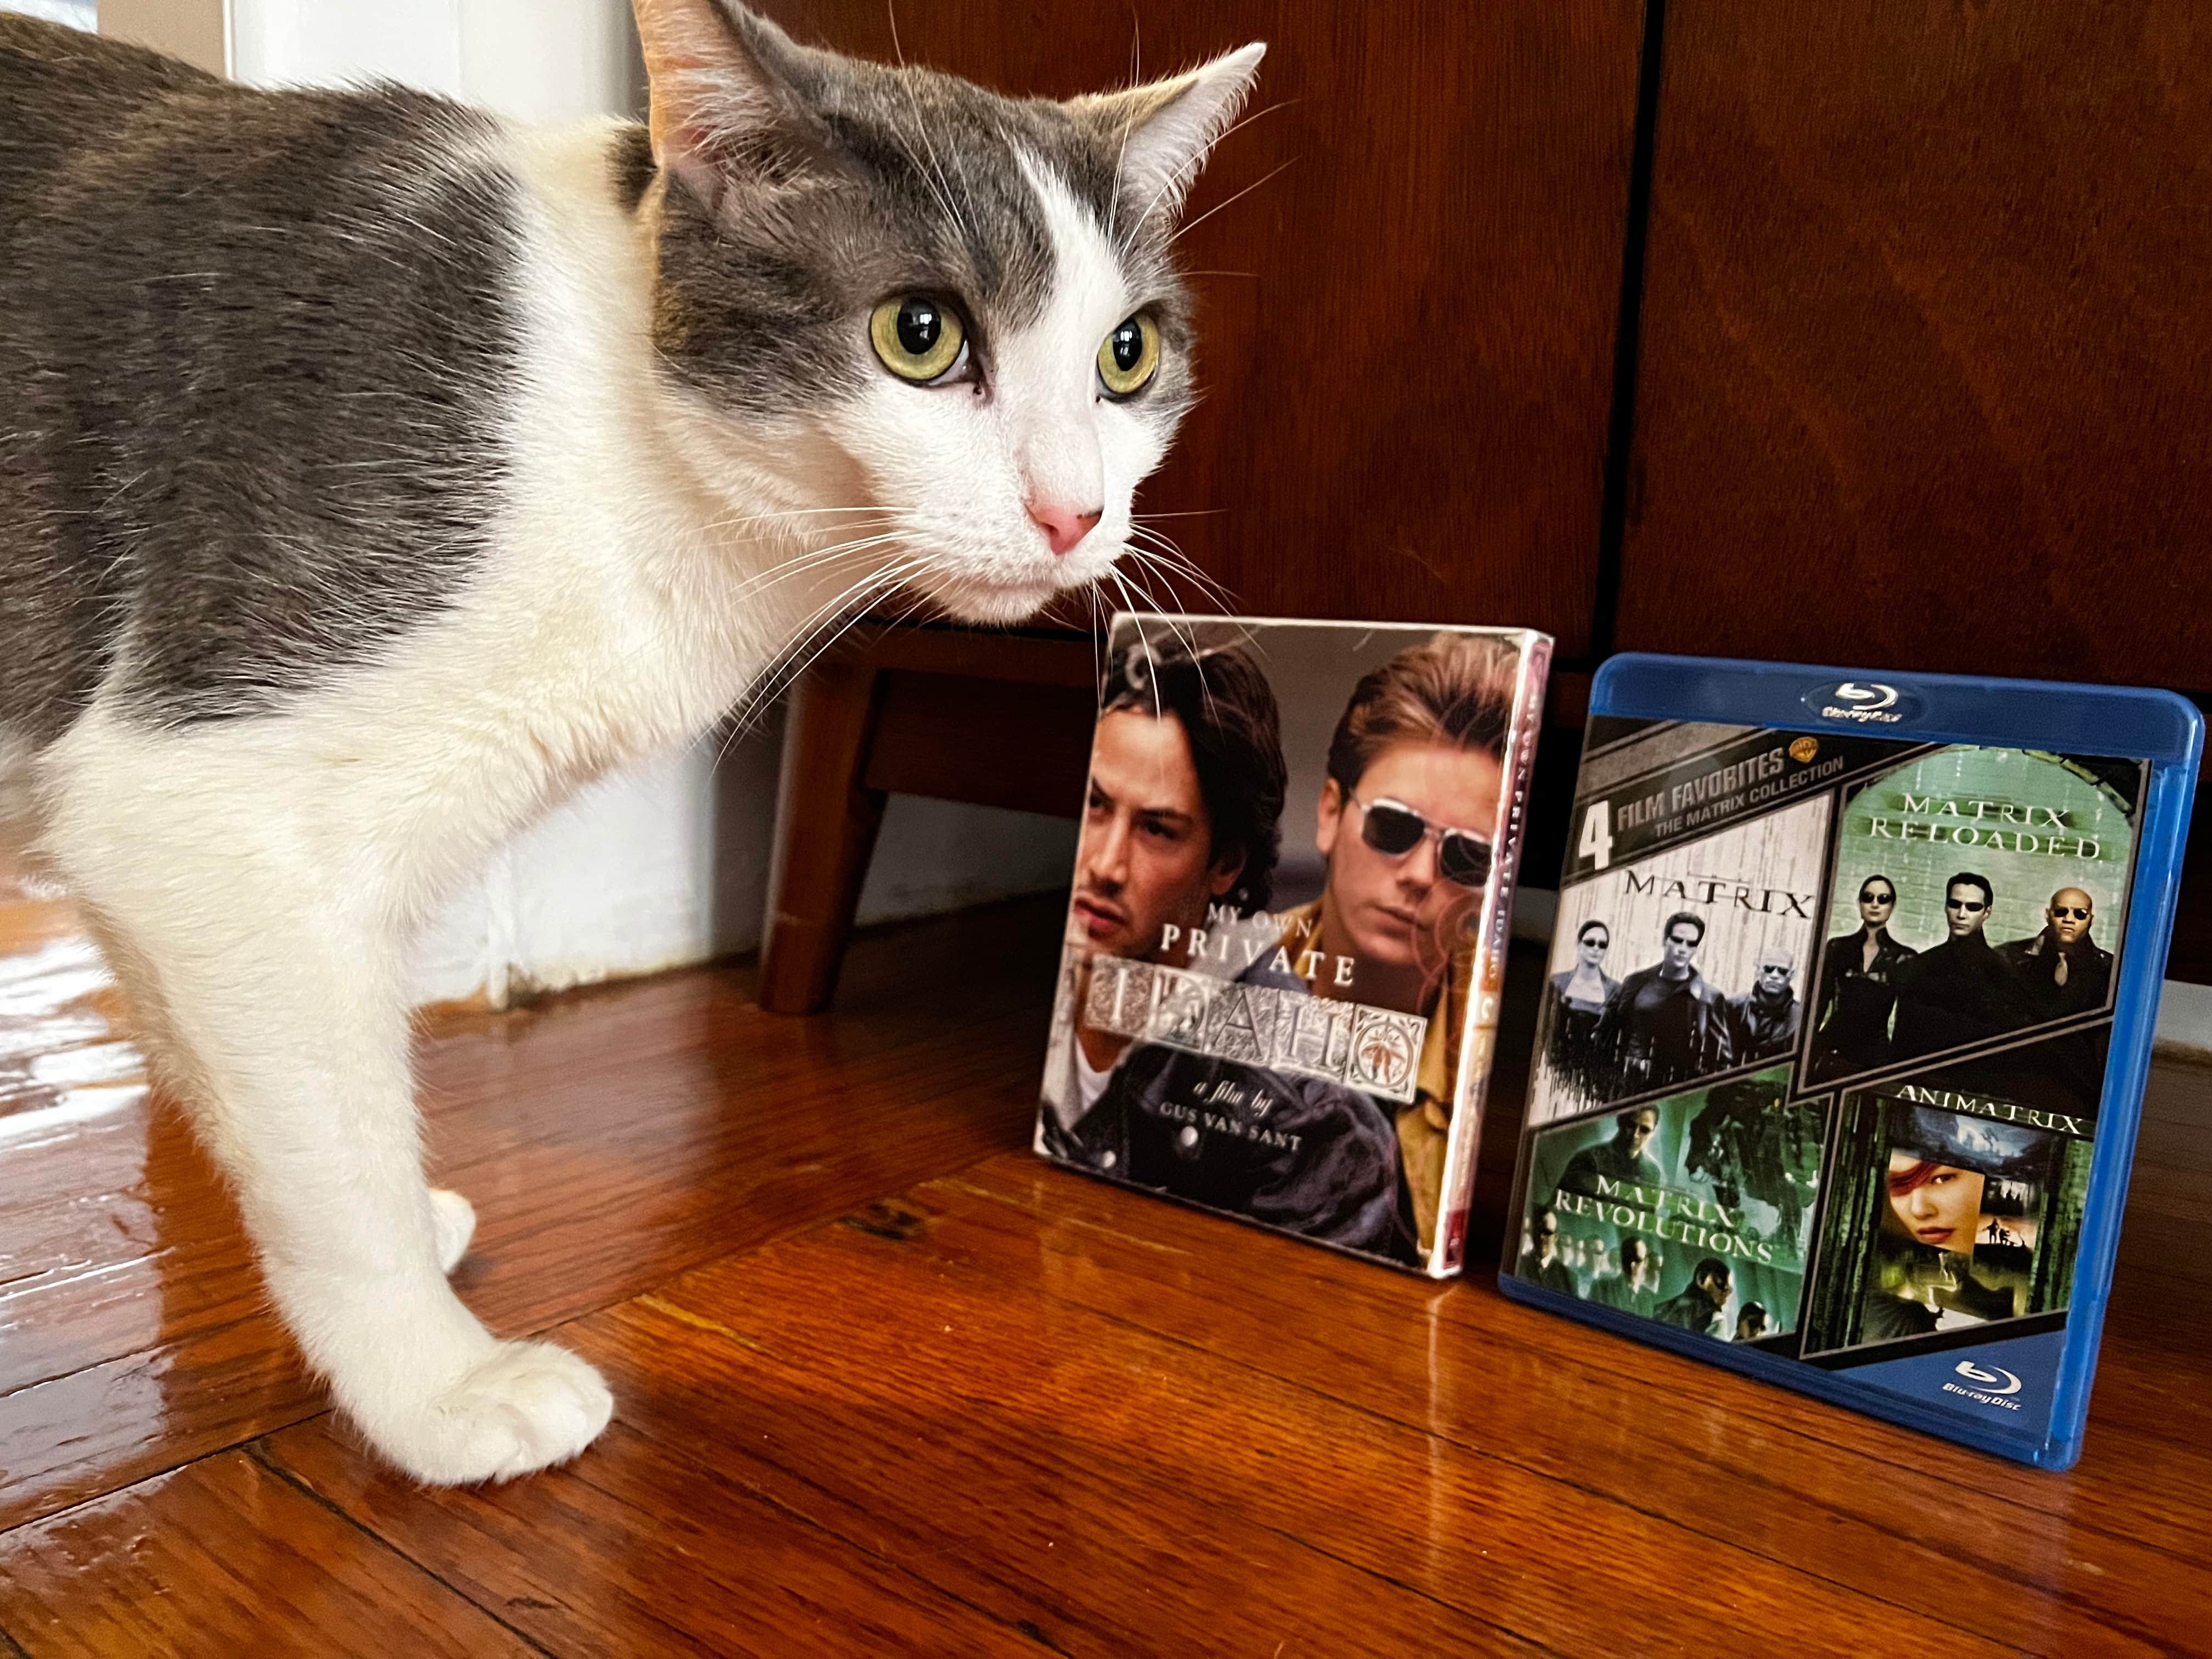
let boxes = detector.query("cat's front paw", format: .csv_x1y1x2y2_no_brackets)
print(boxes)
364,1339,613,1485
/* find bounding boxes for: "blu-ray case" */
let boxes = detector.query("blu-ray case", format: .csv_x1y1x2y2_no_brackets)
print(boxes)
1498,654,2201,1468
1035,612,1551,1277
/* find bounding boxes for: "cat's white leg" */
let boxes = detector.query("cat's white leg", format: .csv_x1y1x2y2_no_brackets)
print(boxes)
40,727,608,1485
429,1188,477,1274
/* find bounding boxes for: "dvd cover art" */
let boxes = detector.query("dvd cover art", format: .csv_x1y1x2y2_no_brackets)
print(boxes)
1513,1066,1824,1343
1505,703,2168,1458
1036,613,1550,1276
1532,794,1831,1125
1805,747,2136,1092
1798,1078,2092,1356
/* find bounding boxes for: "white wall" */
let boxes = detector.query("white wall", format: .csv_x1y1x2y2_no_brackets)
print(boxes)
12,0,96,29
221,0,1075,1007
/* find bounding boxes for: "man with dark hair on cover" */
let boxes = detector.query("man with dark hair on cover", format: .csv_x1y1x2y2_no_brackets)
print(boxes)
1814,874,1917,1073
1040,627,1412,1259
1726,946,1802,1065
1654,1256,1733,1338
1593,911,1733,1094
1590,1234,1661,1317
1999,887,2115,1021
1891,872,2018,1060
1559,1105,1663,1198
1734,1302,1770,1343
1517,1204,1577,1295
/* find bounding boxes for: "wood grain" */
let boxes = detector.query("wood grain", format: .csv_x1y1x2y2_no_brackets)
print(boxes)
0,1452,537,1659
0,897,1054,1531
8,887,2212,1652
758,0,1646,647
953,1154,2212,1649
1617,0,2212,688
573,1206,2015,1654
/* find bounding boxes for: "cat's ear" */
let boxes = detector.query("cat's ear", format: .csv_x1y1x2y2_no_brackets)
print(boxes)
634,0,821,200
1071,44,1267,227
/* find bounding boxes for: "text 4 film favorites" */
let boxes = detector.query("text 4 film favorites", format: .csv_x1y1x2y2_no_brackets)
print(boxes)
1502,656,2200,1468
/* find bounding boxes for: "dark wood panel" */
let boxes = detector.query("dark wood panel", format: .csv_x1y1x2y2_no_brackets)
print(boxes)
1617,1,2212,687
0,1452,536,1658
864,669,1097,814
760,1,1646,648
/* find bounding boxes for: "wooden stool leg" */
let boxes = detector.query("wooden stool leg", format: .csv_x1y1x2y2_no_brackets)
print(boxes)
758,656,888,1014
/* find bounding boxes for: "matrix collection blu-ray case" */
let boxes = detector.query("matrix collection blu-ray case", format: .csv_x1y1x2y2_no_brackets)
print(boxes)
1500,654,2200,1468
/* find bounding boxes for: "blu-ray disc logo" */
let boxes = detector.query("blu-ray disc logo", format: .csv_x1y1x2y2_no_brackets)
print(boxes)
1803,679,1921,725
1943,1359,2025,1411
1835,682,1897,710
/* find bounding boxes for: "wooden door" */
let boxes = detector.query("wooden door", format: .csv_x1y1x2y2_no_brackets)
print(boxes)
1616,1,2212,974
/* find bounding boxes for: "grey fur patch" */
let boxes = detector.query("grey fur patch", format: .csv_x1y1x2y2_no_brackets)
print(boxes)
0,16,522,733
0,8,1207,739
647,8,1194,419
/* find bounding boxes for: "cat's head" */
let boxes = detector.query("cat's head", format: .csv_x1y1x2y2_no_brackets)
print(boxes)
633,1,1261,624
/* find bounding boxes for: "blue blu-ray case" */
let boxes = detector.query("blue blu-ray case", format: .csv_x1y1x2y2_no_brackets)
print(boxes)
1497,654,2201,1469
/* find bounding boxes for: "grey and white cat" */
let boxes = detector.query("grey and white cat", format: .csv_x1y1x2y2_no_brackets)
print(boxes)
0,2,1259,1483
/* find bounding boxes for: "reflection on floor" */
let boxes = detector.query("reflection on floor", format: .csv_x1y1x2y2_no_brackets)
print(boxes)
1,870,2209,1655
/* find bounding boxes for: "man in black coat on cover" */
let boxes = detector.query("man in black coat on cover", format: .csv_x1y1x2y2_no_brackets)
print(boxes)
1654,1257,1733,1338
1725,946,1802,1065
1999,885,2115,1022
1593,911,1734,1094
1558,1104,1664,1197
1890,872,2020,1060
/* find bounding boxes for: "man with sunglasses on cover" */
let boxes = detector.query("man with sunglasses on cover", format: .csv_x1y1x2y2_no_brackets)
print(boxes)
1591,911,1734,1096
1998,887,2114,1020
1891,872,2019,1060
1273,631,1522,1258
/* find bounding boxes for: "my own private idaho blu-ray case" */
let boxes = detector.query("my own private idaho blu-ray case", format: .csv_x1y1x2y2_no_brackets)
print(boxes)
1035,612,1550,1277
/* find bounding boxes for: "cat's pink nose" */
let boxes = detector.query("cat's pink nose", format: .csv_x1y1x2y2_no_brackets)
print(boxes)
1028,500,1102,556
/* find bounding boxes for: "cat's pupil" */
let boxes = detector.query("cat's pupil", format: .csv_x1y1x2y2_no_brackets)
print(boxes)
896,301,941,357
1110,323,1142,371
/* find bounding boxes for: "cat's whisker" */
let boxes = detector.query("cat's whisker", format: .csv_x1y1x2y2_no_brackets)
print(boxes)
1167,156,1297,250
1123,528,1240,613
1113,564,1229,728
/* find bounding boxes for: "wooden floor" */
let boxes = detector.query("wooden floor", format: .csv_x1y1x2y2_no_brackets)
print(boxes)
4,878,2212,1656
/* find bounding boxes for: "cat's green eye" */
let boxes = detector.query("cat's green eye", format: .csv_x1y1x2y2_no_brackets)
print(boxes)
1097,314,1160,397
870,296,966,383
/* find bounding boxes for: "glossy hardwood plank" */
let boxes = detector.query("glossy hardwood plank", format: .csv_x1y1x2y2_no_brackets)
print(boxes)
263,1419,1045,1659
0,1452,537,1658
962,1142,2212,1555
266,1308,1550,1656
608,1206,2008,1655
947,1156,2211,1654
0,896,1057,1530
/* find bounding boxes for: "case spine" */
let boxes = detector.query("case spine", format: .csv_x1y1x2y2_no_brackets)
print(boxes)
1429,633,1554,1274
